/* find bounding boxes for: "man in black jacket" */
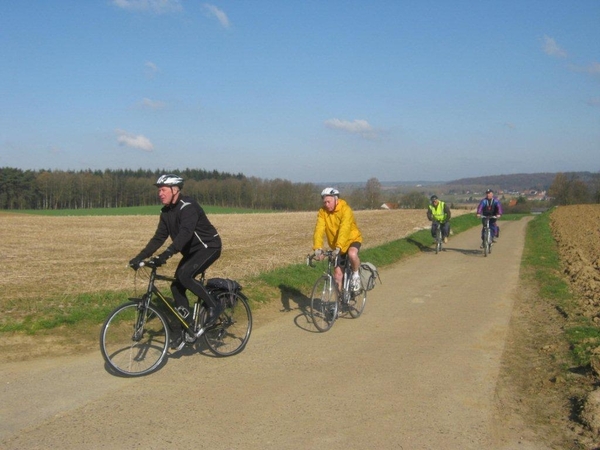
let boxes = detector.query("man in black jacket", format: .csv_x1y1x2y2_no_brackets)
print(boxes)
129,174,223,351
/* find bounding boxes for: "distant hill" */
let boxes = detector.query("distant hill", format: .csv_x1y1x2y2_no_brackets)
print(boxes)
321,171,599,194
445,171,599,192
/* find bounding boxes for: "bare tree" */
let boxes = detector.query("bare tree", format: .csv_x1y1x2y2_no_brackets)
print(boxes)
399,191,428,209
549,173,590,205
365,177,382,209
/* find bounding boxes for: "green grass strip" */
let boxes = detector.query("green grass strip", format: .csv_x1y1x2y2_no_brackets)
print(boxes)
521,210,599,368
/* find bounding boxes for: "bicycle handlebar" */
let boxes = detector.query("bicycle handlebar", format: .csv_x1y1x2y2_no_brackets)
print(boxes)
306,250,339,268
128,259,159,270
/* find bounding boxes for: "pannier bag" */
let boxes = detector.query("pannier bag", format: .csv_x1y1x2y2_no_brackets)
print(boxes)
206,278,242,308
206,278,241,293
360,262,381,291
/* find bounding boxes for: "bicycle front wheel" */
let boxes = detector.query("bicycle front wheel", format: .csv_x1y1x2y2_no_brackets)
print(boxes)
310,275,338,332
100,301,170,377
203,291,252,357
348,287,367,318
484,230,491,257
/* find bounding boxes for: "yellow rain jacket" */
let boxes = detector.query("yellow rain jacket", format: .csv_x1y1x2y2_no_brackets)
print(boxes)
313,198,363,253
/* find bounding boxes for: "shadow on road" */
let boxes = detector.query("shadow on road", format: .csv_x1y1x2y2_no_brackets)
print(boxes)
407,237,482,257
438,247,483,256
277,284,326,333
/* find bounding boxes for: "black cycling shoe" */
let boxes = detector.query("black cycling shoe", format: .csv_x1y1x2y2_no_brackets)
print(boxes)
170,330,186,351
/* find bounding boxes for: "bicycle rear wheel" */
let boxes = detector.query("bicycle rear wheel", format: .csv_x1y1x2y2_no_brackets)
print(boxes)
100,301,169,377
310,275,338,332
203,291,252,356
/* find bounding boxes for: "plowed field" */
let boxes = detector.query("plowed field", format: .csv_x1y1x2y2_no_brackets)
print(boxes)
550,204,600,320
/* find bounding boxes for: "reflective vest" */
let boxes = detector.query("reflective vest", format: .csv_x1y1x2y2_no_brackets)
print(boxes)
428,201,448,222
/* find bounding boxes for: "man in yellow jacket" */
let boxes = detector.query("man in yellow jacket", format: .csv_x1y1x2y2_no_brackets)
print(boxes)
313,187,363,291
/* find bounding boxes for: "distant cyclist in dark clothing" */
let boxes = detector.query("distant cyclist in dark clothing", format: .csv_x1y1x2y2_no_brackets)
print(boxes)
129,174,223,351
476,189,503,244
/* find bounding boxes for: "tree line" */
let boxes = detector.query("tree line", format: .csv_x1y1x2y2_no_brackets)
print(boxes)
1,167,597,212
548,172,600,206
0,167,324,211
0,168,393,211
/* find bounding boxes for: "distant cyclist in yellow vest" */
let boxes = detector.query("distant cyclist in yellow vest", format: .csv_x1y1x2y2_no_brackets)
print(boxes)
427,195,451,243
312,187,363,292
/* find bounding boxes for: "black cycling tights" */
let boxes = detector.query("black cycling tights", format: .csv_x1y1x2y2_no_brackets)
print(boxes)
170,247,222,311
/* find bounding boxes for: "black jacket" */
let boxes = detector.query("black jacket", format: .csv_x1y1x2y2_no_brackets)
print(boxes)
139,195,221,258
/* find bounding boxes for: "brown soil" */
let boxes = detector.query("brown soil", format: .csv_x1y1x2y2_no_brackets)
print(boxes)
551,205,600,321
497,204,600,449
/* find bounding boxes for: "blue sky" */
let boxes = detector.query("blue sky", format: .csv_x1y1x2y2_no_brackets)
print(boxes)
1,1,599,183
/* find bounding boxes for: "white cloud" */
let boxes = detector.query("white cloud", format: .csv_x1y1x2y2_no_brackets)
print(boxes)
116,129,154,151
203,4,230,28
112,0,182,14
324,118,377,139
542,35,567,58
144,61,159,78
141,98,166,110
586,97,600,107
568,61,600,79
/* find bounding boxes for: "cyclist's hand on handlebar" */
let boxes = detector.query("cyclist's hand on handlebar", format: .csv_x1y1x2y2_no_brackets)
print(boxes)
151,255,165,267
129,256,143,270
332,248,341,257
314,248,324,261
151,249,173,268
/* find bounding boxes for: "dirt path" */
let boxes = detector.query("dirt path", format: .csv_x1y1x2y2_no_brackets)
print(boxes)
0,218,550,449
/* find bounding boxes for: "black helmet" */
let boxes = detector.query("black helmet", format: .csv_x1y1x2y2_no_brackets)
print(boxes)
154,174,184,188
485,189,493,194
430,195,438,202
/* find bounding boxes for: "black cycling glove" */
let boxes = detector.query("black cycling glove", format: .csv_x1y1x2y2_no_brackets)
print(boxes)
153,249,173,267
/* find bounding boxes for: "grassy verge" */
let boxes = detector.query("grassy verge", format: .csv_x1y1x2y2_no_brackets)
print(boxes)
0,291,131,334
0,213,524,335
521,211,598,368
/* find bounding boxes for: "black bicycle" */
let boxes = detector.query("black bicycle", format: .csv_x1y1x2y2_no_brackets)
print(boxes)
307,250,367,332
100,260,252,376
480,215,497,257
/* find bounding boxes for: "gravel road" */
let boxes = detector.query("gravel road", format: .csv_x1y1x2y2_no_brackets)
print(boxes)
0,217,550,449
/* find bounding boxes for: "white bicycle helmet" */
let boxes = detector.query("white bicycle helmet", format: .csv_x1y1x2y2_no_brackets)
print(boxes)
320,187,340,198
154,174,184,188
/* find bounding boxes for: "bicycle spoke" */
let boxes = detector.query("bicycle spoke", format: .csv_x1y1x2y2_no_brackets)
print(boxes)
310,276,337,332
203,292,252,356
100,302,169,377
